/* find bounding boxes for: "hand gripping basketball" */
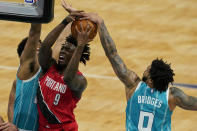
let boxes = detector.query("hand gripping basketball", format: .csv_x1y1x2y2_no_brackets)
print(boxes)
71,19,98,40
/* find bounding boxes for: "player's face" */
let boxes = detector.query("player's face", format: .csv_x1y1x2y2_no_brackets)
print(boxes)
58,42,76,66
142,65,151,82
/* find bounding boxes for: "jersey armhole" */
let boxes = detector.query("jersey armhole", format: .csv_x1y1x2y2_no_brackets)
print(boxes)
134,81,142,92
17,67,41,82
39,64,55,81
77,71,83,75
166,87,170,102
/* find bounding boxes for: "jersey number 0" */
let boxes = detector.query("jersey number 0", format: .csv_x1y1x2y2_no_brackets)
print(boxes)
138,111,154,131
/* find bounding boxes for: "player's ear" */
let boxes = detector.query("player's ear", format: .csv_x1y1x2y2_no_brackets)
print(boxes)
147,77,153,87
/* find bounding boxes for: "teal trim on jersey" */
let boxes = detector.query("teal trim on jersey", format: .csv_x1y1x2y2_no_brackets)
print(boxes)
126,82,173,131
13,67,41,131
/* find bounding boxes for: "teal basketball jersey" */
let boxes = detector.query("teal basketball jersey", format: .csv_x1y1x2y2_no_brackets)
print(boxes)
13,67,41,131
126,81,173,131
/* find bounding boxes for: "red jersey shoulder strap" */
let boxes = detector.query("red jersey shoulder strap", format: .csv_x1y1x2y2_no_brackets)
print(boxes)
77,71,83,75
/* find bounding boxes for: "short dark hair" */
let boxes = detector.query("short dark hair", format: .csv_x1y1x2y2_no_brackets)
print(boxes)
150,58,175,93
17,37,42,57
66,35,90,65
17,37,28,57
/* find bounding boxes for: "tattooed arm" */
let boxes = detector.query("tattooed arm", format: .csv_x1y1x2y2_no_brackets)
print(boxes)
98,21,141,87
80,13,140,90
170,87,197,110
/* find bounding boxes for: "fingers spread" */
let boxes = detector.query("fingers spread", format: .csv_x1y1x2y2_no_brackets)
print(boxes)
85,24,90,32
0,122,7,126
80,22,84,31
70,17,75,21
79,16,89,20
87,38,93,43
74,10,84,13
70,12,84,18
87,26,93,35
0,123,9,130
75,25,80,34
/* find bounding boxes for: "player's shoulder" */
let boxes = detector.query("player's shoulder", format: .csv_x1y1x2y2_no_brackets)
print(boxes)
168,86,183,101
169,86,179,95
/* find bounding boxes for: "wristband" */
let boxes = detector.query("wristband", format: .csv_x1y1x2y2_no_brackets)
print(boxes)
61,17,70,25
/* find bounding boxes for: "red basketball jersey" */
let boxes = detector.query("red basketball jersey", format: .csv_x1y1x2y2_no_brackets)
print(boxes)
37,65,82,130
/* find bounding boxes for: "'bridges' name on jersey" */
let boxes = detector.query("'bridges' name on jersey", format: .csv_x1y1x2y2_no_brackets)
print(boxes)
138,95,163,108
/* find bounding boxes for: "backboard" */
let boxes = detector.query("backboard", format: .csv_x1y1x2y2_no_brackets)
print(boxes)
0,0,54,23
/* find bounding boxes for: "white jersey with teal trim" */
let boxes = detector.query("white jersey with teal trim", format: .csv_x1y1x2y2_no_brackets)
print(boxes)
126,81,173,131
13,67,41,131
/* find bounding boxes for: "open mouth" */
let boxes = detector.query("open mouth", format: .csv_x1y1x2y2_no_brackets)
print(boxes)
58,54,65,63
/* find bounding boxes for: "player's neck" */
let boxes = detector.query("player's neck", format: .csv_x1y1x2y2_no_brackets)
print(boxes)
146,81,153,89
55,63,67,74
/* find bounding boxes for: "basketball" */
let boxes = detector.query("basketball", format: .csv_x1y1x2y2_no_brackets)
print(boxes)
71,19,98,40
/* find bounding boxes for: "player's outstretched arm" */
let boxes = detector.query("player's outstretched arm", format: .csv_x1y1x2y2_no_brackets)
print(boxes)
98,21,141,91
20,24,41,64
39,15,75,72
170,87,197,110
80,13,141,89
63,23,93,98
61,0,79,13
39,0,84,72
7,80,16,122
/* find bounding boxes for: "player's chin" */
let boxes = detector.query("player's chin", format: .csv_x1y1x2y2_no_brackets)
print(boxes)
58,61,65,66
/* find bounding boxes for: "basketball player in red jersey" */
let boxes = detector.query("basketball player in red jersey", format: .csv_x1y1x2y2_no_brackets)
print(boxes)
36,0,93,130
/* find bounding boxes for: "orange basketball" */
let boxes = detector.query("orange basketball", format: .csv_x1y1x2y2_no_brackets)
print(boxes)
71,19,98,40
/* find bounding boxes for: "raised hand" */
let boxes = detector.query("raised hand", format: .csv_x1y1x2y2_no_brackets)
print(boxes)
0,122,18,131
76,22,93,45
61,0,83,13
79,13,103,25
63,11,86,24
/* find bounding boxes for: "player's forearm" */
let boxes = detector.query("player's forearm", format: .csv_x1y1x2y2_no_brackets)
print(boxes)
64,45,85,82
7,94,15,122
98,21,118,58
42,17,71,49
29,24,41,39
39,17,71,70
98,21,129,81
186,96,197,110
19,24,41,65
7,81,16,122
7,103,14,122
30,24,41,33
178,96,197,110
